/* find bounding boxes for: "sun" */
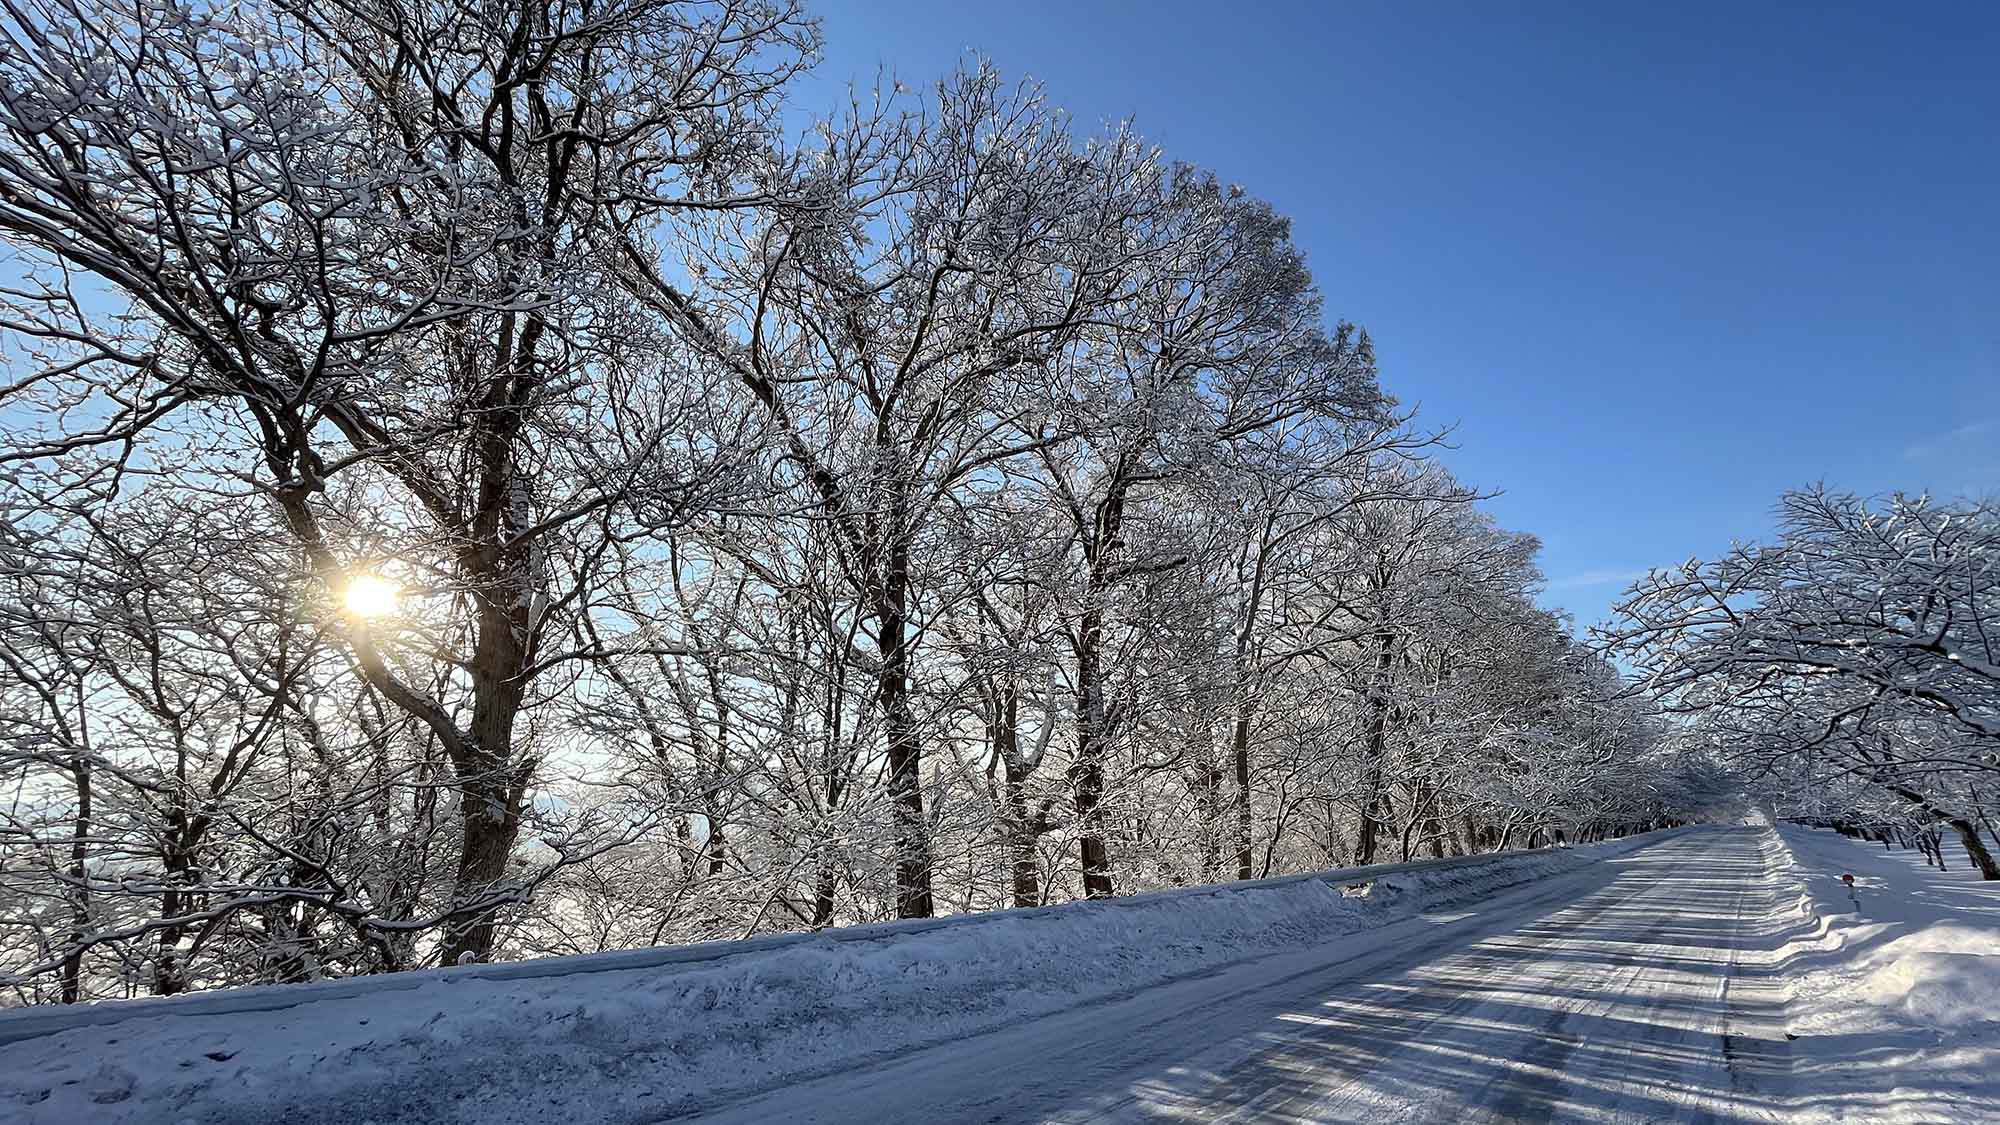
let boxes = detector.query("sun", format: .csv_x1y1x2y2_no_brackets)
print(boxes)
343,573,399,619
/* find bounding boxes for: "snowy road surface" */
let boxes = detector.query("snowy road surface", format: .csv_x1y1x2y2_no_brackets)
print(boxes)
686,827,1793,1124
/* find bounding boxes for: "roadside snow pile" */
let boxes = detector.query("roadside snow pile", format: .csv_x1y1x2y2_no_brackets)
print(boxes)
0,832,1674,1125
1368,842,1606,906
1855,926,2000,1028
1770,823,2000,1123
1773,825,2000,1034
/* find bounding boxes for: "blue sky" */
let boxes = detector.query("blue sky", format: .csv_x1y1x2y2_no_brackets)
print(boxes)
803,1,2000,629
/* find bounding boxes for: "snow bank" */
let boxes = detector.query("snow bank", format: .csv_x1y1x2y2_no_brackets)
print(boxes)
1770,824,2000,1033
1856,926,2000,1028
0,831,1678,1125
1763,822,1846,958
1768,823,2000,1123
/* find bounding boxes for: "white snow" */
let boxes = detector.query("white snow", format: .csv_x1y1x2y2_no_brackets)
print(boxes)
1855,929,2000,1028
693,825,1794,1123
1769,823,2000,1123
0,835,1674,1125
16,824,1998,1123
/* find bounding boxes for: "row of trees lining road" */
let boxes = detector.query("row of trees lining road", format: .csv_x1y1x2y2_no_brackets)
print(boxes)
1600,486,2000,879
0,0,1700,1004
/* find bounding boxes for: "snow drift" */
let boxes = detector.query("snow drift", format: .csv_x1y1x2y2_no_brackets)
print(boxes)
1770,823,2000,1035
1856,926,2000,1029
1768,822,2000,1124
0,831,1681,1125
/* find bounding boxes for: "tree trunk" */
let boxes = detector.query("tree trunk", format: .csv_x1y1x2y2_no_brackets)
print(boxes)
1227,512,1278,881
812,714,853,929
1199,756,1226,883
439,591,535,965
60,753,91,1004
1353,628,1397,866
1231,698,1255,879
1007,784,1043,910
879,540,936,918
877,593,935,918
1010,831,1042,908
1882,782,2000,881
1970,789,2000,855
154,798,197,996
1071,478,1137,901
1072,597,1115,899
440,757,526,964
1949,819,2000,880
1000,735,1044,909
811,864,838,929
274,481,536,968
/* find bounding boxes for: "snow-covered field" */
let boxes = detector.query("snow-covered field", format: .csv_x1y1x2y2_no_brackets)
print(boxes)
1769,823,2000,1124
0,835,1674,1125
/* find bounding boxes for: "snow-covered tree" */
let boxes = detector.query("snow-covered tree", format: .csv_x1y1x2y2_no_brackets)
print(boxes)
1603,486,2000,876
0,1,1692,1001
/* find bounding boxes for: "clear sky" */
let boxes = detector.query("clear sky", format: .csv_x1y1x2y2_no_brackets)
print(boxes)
802,0,2000,629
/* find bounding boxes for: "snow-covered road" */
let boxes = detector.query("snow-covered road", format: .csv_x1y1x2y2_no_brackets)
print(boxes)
685,827,1795,1124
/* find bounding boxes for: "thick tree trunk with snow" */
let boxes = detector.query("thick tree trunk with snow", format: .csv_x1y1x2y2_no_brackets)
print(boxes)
436,585,537,964
1949,818,2000,881
1069,475,1134,900
154,776,208,996
1354,627,1398,866
882,715,934,919
876,588,936,918
1881,783,2000,881
1003,777,1045,910
1230,697,1257,880
1006,793,1044,910
1070,625,1116,900
985,684,1051,910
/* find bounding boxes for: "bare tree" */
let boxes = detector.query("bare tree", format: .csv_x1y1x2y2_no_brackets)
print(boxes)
0,11,1699,1000
1030,167,1391,893
632,67,1163,916
0,0,815,961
